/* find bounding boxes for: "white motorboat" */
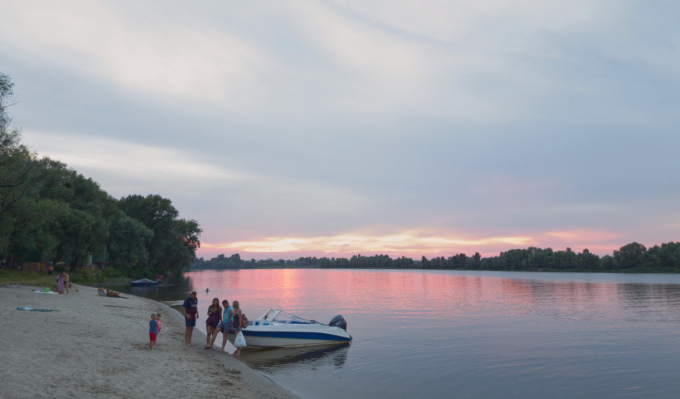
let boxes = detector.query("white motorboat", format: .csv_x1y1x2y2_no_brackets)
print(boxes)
227,309,352,348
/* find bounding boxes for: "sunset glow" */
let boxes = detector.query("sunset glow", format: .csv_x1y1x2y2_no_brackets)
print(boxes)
3,1,678,261
197,228,636,259
202,232,528,258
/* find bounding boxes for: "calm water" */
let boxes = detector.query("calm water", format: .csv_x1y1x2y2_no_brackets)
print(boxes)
116,269,680,398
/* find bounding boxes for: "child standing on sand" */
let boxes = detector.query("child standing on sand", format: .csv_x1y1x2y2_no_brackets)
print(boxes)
155,313,162,346
149,314,158,351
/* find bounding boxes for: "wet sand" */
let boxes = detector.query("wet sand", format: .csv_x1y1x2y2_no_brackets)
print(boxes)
0,283,297,399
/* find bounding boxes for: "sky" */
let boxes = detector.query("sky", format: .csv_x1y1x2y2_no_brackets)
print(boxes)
1,0,679,260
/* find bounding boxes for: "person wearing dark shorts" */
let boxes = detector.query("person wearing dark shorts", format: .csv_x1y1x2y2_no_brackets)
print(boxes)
211,300,233,352
182,292,198,346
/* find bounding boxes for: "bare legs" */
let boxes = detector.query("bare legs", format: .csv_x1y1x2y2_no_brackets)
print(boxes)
209,326,223,349
233,330,241,357
185,326,194,346
205,326,215,348
220,332,229,352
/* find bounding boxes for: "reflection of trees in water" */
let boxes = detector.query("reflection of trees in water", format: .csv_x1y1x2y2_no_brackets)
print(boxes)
494,279,625,321
114,273,195,303
491,277,680,323
617,283,680,322
241,344,350,372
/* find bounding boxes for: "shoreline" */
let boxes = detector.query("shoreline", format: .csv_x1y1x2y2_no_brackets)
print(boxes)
189,266,680,274
0,283,297,399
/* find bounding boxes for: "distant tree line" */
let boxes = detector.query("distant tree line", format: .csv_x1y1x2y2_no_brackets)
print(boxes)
193,242,680,273
0,73,201,276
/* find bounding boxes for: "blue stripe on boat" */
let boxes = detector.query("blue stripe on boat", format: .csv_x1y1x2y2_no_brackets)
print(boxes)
242,330,350,341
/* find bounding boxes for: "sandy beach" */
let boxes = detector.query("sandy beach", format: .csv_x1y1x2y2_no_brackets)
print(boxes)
0,283,297,399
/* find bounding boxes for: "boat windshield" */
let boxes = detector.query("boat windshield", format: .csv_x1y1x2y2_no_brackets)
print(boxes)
262,309,280,321
264,310,316,324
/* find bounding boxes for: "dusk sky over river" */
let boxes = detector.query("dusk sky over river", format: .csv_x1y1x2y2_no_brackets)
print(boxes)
1,1,679,259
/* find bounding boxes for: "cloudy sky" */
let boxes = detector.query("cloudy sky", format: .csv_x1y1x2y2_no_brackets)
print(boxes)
1,1,679,259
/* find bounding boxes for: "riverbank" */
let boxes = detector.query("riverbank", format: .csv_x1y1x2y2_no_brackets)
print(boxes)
0,283,297,399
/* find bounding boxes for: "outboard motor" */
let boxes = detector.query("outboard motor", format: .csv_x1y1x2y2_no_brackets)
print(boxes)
329,315,347,330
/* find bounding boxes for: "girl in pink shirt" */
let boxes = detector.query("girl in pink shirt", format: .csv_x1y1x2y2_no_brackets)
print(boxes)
155,314,162,345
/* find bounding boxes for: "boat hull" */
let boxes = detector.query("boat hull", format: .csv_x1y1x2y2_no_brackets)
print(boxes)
228,329,351,348
129,278,159,287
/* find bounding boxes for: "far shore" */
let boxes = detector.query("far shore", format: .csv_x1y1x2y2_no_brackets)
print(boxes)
0,283,297,399
189,266,680,274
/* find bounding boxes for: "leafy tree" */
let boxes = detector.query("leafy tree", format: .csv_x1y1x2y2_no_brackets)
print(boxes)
109,215,154,269
0,74,41,255
0,74,201,273
119,194,201,274
613,242,646,269
600,255,616,270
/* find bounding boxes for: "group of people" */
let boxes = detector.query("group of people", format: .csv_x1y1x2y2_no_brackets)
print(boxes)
148,313,162,351
180,291,247,356
97,286,121,298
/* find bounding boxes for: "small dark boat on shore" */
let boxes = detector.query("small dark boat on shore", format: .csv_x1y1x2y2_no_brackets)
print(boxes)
130,278,159,287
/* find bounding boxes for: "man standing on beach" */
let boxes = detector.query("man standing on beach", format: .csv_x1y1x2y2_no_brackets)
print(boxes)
181,291,198,346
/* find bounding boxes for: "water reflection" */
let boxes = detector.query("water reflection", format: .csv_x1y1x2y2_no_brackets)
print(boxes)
115,273,195,302
240,344,350,371
114,269,680,399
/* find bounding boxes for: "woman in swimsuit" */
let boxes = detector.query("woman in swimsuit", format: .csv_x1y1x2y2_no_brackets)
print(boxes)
231,300,244,356
204,298,222,349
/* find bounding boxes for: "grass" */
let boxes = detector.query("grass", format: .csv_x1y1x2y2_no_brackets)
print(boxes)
0,270,59,287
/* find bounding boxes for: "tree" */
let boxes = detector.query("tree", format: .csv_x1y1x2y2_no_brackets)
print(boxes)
0,74,41,239
41,170,118,270
119,194,179,268
109,215,154,269
119,194,202,274
613,242,646,269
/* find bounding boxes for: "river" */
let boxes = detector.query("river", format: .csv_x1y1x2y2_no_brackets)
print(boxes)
115,269,680,398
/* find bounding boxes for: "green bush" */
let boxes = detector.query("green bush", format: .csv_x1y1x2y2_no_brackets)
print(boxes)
102,267,123,279
54,265,66,273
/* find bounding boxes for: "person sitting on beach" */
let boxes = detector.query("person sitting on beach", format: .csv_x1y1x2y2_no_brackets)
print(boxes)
149,314,158,351
204,298,222,349
97,286,105,296
211,300,233,352
181,292,198,346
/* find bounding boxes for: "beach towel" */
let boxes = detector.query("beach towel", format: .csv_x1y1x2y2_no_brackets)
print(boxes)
17,307,59,312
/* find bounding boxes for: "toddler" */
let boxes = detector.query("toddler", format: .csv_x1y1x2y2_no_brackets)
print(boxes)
155,313,162,345
149,314,158,351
